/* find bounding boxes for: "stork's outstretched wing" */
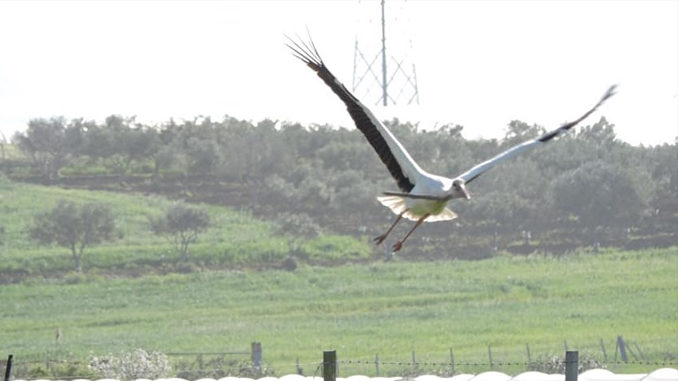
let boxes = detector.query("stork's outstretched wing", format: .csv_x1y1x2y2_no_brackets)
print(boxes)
286,35,426,192
457,85,617,184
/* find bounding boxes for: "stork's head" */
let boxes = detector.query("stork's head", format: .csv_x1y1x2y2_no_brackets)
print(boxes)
452,179,471,200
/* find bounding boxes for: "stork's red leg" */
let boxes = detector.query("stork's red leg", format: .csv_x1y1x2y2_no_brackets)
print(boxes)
392,213,430,252
374,210,406,245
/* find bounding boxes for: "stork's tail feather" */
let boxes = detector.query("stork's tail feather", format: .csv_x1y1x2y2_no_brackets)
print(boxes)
376,196,458,222
376,195,408,215
426,208,458,222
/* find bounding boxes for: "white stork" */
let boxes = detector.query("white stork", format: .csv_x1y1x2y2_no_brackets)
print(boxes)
287,36,616,253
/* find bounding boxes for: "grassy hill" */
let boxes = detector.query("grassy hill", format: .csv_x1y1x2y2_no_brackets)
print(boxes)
1,177,677,377
2,247,677,377
0,176,372,280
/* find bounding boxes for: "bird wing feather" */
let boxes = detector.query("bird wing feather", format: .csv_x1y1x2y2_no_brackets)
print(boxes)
287,35,425,192
458,85,617,184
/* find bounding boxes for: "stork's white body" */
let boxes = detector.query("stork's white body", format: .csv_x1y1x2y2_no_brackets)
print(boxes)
378,173,459,222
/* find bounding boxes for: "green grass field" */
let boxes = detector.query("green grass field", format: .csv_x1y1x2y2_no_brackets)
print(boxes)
2,248,677,376
1,177,677,377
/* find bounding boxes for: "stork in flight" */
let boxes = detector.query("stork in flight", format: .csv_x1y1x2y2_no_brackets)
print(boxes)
286,36,616,253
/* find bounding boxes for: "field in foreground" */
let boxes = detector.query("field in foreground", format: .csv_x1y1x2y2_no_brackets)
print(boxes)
2,247,677,376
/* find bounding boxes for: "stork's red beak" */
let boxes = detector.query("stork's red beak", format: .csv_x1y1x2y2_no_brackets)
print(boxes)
461,184,471,200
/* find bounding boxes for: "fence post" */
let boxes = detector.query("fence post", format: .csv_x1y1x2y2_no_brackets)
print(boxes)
449,348,455,375
526,343,531,364
616,336,628,363
412,350,417,373
252,342,262,368
624,342,639,362
488,344,493,369
4,355,13,381
296,358,303,375
565,351,578,381
633,342,645,361
323,350,337,381
374,354,380,376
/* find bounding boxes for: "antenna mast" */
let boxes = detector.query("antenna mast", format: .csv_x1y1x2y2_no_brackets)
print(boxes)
380,0,388,106
353,0,419,107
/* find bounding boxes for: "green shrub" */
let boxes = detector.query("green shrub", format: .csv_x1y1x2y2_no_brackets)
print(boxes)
173,358,275,380
27,362,96,380
528,351,604,373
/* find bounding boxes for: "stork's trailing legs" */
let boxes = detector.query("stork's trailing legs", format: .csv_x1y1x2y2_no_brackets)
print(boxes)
392,213,430,252
374,210,406,245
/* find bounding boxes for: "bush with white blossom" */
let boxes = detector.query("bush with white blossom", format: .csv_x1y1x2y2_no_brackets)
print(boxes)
89,349,172,380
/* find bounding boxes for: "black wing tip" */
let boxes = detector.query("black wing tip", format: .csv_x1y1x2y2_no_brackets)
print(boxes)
588,83,618,118
285,34,415,193
537,84,618,143
602,84,618,102
284,32,324,70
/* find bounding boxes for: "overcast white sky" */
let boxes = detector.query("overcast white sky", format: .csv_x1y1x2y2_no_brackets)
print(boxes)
0,0,676,146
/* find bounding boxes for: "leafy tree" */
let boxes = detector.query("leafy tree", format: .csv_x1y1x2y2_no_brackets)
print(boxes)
0,131,7,160
115,123,161,176
85,115,160,176
649,143,678,196
76,115,158,176
80,123,118,159
29,200,117,272
274,212,321,260
577,117,617,147
261,174,298,206
149,204,211,258
150,122,183,177
275,212,322,238
249,119,296,179
330,169,377,214
185,137,222,174
551,161,646,243
12,117,86,179
502,120,545,147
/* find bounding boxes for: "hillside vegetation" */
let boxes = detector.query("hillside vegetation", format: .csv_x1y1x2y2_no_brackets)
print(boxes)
4,115,676,258
1,116,676,377
0,176,371,281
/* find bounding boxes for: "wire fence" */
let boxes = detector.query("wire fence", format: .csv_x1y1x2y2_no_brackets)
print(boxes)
330,358,678,377
5,360,678,381
5,357,677,381
4,338,677,381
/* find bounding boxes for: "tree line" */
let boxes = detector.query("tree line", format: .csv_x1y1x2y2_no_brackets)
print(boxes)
6,114,678,258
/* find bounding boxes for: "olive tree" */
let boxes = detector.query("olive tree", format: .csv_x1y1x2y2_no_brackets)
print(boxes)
149,204,211,258
82,116,161,176
29,200,117,272
551,161,646,244
13,117,88,179
274,212,321,269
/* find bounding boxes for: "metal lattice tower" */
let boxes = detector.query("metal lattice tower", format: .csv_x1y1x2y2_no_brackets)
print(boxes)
353,0,419,107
